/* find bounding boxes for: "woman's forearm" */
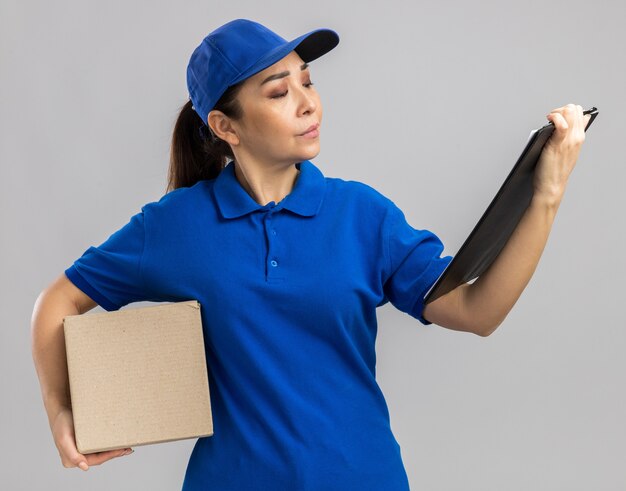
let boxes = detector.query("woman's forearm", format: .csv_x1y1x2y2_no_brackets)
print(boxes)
31,288,79,428
461,105,590,336
463,192,562,336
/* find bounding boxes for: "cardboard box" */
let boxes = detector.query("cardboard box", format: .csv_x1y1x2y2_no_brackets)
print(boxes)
63,300,213,454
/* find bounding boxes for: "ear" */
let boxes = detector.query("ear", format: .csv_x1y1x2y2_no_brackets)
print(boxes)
208,110,240,146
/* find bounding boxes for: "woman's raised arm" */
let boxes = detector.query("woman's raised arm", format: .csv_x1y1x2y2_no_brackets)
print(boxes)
424,104,591,336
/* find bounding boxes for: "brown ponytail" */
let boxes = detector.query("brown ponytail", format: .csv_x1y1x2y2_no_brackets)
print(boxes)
166,80,246,193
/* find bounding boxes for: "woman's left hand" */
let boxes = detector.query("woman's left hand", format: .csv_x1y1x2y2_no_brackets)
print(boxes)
533,103,592,202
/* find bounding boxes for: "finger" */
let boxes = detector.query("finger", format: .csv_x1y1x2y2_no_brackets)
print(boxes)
546,112,569,145
85,447,132,466
571,104,588,141
547,103,576,121
561,103,579,130
87,448,131,465
83,449,124,467
573,104,584,135
547,107,565,121
547,111,569,130
58,433,90,471
67,448,89,471
561,104,577,139
548,104,567,114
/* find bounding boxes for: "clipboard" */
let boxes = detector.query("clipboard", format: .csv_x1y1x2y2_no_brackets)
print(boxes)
424,106,599,305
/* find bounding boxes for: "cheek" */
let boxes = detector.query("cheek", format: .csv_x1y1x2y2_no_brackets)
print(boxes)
254,107,285,130
247,112,291,148
244,110,274,136
262,110,294,137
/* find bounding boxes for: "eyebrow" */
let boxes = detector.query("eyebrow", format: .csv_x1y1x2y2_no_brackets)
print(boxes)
260,62,309,86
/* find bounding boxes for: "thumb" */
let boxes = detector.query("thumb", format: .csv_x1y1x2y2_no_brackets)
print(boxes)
68,447,89,471
546,112,569,143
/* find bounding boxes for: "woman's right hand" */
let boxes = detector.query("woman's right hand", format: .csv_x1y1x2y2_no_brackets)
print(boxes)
50,406,133,471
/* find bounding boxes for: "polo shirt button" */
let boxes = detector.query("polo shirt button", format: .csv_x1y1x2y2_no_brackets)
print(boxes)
270,259,278,267
271,229,276,235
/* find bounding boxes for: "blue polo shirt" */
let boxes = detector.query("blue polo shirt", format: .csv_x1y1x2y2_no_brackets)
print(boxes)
65,159,453,490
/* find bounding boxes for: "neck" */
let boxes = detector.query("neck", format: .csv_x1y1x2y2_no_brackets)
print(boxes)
233,160,301,206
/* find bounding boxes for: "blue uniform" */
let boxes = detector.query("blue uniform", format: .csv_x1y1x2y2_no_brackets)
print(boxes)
65,159,453,490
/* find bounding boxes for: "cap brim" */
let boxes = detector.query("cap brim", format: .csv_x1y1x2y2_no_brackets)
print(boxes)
230,28,339,86
294,29,340,62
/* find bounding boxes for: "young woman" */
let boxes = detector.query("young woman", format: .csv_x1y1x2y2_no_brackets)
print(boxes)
31,18,591,491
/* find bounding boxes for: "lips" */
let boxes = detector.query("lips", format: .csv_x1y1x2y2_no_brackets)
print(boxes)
299,123,319,136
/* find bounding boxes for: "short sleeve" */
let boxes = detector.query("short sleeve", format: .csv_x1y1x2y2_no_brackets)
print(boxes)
64,209,147,311
382,200,453,325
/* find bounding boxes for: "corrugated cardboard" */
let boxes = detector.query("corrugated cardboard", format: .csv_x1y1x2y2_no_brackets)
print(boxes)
63,300,213,454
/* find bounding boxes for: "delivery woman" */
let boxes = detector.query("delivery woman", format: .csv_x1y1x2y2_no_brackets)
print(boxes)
31,18,591,491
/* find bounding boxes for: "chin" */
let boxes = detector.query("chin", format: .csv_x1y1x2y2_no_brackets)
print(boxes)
299,149,320,162
299,141,321,157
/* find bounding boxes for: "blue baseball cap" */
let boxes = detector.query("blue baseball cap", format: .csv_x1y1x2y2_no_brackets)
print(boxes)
187,18,340,125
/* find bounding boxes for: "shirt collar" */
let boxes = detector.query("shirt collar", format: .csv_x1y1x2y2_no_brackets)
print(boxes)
213,160,326,219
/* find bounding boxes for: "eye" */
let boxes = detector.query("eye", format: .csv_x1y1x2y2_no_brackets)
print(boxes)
270,81,315,99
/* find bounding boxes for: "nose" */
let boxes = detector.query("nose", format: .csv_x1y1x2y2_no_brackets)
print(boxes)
296,84,317,115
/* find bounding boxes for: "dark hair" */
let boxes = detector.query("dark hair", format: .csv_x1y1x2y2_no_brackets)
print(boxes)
166,80,246,193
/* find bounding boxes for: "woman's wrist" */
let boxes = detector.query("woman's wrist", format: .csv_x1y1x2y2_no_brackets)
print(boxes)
44,397,71,427
531,188,564,212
